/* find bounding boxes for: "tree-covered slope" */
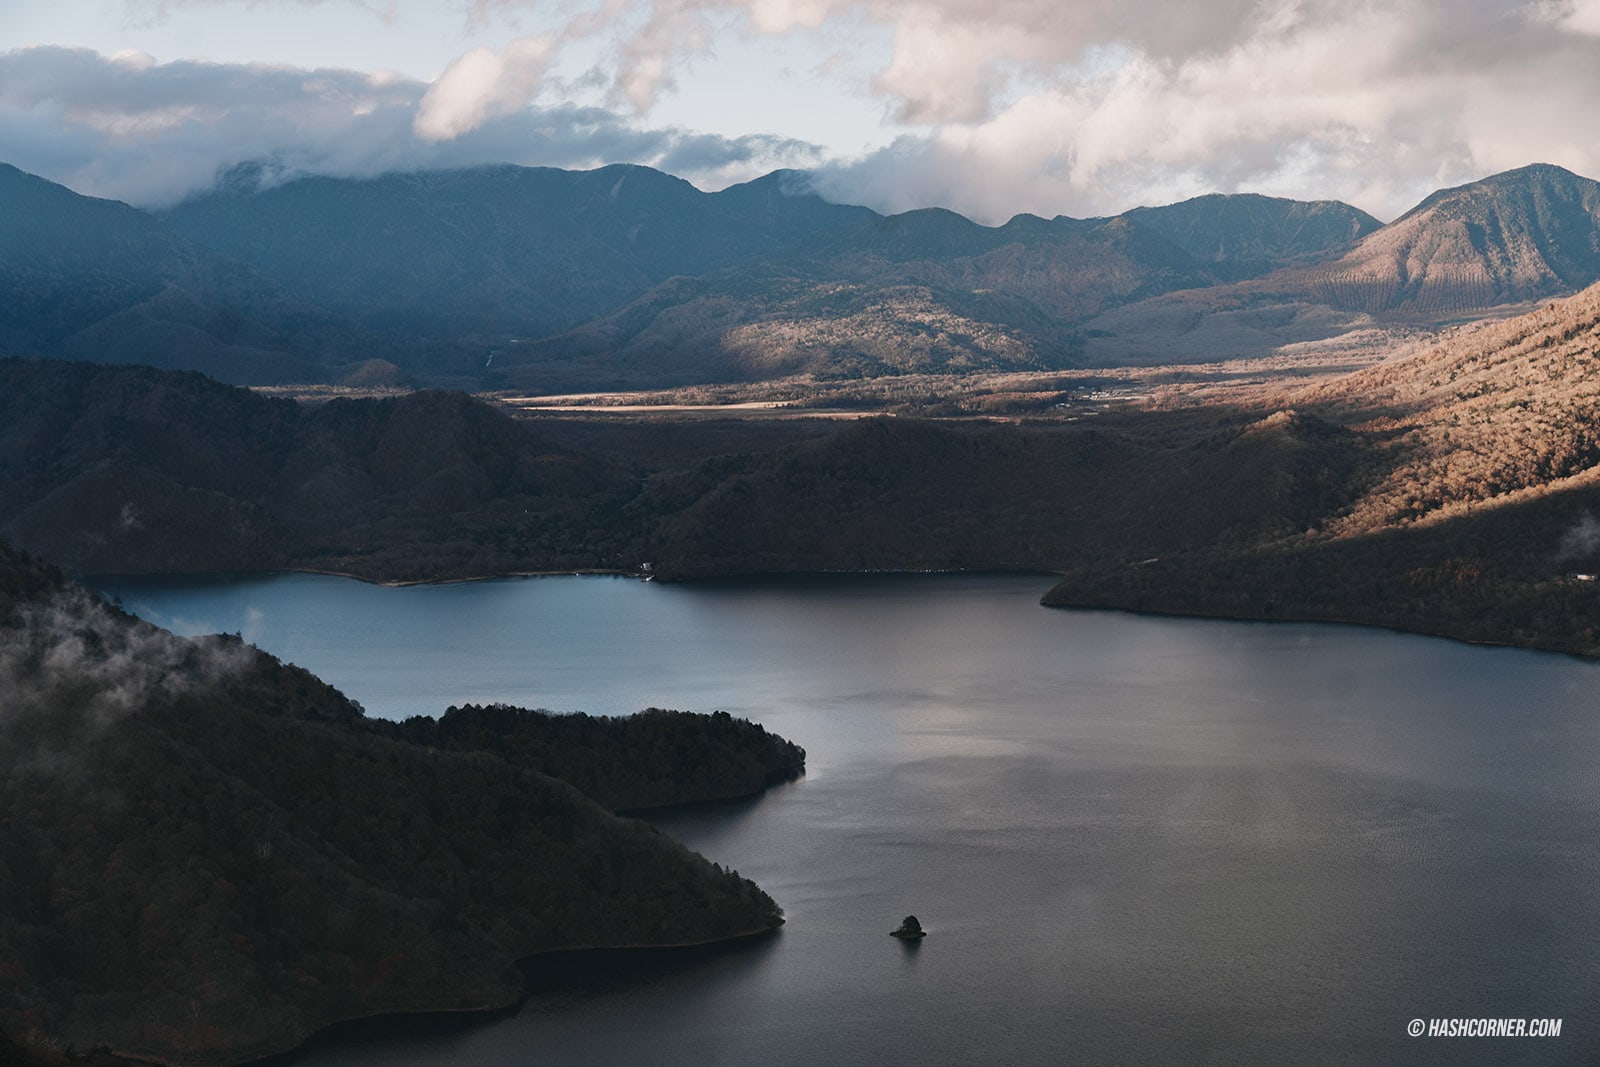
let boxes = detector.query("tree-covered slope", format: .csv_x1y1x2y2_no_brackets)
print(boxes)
0,541,792,1064
1124,192,1381,280
1048,281,1600,653
0,165,356,385
385,705,806,812
0,359,632,579
161,163,876,340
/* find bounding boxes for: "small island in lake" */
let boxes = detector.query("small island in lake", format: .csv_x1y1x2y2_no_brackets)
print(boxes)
0,540,804,1066
891,916,927,939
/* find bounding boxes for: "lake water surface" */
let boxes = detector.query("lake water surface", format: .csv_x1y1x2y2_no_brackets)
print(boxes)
95,572,1600,1065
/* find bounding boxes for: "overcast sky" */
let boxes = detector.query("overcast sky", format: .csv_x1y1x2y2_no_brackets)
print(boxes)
5,0,1600,222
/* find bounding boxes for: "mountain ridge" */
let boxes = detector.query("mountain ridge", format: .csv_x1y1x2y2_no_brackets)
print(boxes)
1080,163,1600,364
1298,162,1600,316
8,158,1600,388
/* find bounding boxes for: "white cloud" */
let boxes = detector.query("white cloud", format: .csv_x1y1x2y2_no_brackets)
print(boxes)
804,0,1600,220
1530,0,1600,37
414,33,555,139
430,0,1600,218
0,46,819,205
19,0,1600,219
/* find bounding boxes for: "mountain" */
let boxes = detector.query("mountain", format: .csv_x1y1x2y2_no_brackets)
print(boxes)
159,161,1386,386
806,211,1214,320
12,157,1600,387
161,163,877,340
1082,164,1600,364
0,540,791,1064
1123,192,1381,280
499,212,1218,388
0,165,363,385
1050,280,1600,653
1297,163,1600,316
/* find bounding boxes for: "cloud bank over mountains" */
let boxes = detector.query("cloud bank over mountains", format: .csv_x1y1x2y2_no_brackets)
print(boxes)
0,46,821,207
7,0,1600,220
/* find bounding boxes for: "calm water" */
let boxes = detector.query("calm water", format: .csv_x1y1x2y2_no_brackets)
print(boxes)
95,572,1600,1065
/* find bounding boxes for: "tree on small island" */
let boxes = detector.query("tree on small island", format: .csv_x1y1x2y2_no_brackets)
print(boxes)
891,915,926,938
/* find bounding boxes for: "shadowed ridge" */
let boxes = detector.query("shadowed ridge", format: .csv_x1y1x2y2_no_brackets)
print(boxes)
0,358,631,578
1124,191,1383,279
0,165,359,384
162,161,875,340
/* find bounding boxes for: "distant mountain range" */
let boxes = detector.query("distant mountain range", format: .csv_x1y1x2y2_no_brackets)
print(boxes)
4,159,1600,387
1082,164,1600,363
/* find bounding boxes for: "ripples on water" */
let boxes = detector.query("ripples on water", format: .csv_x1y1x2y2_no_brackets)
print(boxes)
98,572,1600,1065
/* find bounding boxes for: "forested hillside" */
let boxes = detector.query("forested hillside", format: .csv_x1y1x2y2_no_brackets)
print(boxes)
0,541,795,1064
1048,281,1600,652
0,359,631,578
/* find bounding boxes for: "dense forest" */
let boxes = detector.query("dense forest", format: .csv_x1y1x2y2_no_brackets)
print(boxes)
0,541,799,1065
382,705,805,812
0,360,635,578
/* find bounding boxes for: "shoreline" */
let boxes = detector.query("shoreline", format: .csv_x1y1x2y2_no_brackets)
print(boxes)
68,925,786,1067
1039,593,1600,662
256,923,785,1067
86,562,1599,660
83,564,1062,591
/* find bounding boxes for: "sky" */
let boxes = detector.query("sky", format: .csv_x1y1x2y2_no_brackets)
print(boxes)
5,0,1600,222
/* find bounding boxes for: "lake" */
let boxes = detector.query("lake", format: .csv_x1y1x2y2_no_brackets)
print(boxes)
94,572,1600,1065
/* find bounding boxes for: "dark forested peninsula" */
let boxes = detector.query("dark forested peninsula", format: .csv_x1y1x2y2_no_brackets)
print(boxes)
0,542,800,1065
381,705,805,812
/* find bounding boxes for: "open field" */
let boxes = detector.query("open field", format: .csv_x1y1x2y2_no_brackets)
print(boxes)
481,337,1400,423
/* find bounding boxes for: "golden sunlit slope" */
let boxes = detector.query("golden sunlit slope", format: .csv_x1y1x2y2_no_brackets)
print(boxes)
1296,164,1600,318
1299,279,1600,534
1080,165,1600,365
1048,285,1600,654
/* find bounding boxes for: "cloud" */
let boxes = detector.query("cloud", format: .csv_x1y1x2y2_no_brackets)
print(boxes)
0,46,820,205
0,587,258,776
20,0,1600,218
291,0,1600,220
609,3,717,113
414,33,556,140
800,0,1600,220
